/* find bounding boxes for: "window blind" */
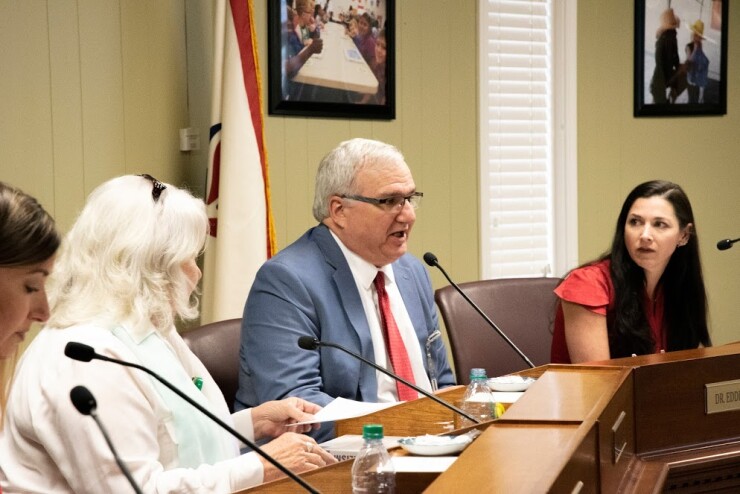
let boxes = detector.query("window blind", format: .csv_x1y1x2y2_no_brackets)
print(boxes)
480,0,554,278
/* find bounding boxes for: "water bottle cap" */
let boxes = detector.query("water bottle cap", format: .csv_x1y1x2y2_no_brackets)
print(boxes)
469,368,488,380
362,424,384,439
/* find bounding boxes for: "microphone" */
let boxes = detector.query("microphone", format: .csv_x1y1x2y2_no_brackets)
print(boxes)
70,386,144,494
717,237,739,251
64,342,319,494
423,252,535,369
297,336,481,424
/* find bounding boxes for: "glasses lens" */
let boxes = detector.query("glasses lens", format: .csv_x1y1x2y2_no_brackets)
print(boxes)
408,194,422,209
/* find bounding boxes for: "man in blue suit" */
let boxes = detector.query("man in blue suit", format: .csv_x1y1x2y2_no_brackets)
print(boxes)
236,138,455,441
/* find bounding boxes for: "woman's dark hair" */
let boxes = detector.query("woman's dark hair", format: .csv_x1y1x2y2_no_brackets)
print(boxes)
607,180,709,357
0,182,60,267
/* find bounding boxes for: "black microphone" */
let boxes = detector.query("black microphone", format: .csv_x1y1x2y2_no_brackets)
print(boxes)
64,342,319,494
297,336,481,424
717,237,740,251
423,252,535,369
70,385,144,494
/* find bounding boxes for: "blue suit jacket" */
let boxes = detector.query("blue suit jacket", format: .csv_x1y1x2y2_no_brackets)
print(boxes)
236,225,455,439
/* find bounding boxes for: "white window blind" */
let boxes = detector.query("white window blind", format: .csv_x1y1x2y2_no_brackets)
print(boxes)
480,0,573,279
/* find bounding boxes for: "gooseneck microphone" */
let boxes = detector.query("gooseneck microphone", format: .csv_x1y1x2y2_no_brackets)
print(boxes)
70,386,144,494
717,237,740,251
297,336,481,424
423,252,535,369
64,342,319,494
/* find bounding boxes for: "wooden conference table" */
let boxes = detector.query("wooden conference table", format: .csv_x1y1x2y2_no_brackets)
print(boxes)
240,342,740,493
292,22,378,94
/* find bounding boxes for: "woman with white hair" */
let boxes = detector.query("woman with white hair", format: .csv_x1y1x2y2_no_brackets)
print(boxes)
0,174,335,493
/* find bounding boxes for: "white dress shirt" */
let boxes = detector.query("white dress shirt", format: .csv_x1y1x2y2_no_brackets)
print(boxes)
0,321,263,494
331,231,432,402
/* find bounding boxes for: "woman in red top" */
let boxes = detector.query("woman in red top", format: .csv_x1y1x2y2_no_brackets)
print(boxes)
551,180,710,363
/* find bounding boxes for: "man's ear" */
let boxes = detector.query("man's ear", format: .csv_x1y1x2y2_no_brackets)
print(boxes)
678,223,693,246
328,195,347,228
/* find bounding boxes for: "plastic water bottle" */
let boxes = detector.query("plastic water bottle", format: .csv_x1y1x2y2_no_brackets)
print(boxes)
459,368,495,428
351,424,396,494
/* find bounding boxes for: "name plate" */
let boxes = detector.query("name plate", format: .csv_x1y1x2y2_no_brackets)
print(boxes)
705,379,740,414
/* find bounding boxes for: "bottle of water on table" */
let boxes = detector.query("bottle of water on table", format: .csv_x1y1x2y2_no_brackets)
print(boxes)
351,424,396,493
459,367,496,427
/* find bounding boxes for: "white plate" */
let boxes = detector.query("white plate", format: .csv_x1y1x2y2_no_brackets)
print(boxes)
398,435,472,456
487,376,536,392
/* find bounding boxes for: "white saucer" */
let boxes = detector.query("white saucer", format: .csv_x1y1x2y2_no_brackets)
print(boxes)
487,376,536,392
398,434,472,456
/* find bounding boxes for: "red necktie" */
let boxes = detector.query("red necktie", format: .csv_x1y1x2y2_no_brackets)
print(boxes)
374,271,418,401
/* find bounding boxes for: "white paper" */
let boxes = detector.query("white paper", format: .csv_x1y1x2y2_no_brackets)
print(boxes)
319,434,403,461
492,391,524,403
291,397,398,425
391,456,458,473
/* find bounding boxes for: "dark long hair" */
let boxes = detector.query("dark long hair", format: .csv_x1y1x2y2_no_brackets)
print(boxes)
607,180,709,358
0,182,60,267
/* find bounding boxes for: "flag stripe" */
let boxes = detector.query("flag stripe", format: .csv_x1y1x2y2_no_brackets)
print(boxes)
229,0,276,257
200,0,275,323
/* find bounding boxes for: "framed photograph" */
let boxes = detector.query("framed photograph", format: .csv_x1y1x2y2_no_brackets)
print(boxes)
268,0,395,120
634,0,728,117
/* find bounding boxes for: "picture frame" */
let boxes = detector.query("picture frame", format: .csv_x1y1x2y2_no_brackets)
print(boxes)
634,0,728,117
267,0,395,120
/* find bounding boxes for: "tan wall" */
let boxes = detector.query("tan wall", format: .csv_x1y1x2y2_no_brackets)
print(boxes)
0,0,197,233
578,2,740,345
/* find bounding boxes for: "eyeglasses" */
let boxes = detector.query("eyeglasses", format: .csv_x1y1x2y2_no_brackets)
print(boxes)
138,174,167,202
341,192,423,212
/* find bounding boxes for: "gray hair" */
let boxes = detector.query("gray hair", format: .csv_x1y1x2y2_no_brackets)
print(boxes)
312,138,405,221
47,175,208,334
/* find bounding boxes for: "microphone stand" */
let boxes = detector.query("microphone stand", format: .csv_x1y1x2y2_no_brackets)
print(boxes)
298,337,481,424
70,386,144,494
67,346,319,494
424,253,535,369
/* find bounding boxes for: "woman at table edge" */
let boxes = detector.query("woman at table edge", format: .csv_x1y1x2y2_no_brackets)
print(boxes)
551,180,710,364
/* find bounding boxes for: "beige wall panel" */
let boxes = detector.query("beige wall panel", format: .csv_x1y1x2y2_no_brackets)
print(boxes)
183,0,215,194
578,2,740,345
446,2,478,284
2,0,199,225
415,6,454,268
77,0,126,190
120,1,188,184
48,0,86,232
0,2,55,209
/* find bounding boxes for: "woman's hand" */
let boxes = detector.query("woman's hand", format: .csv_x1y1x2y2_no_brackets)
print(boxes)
259,432,338,483
251,397,322,440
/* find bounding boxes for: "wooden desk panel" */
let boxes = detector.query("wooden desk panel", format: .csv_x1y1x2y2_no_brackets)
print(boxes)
238,456,439,494
241,344,740,493
500,366,631,423
597,374,635,494
335,386,467,437
632,352,740,455
425,423,598,493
